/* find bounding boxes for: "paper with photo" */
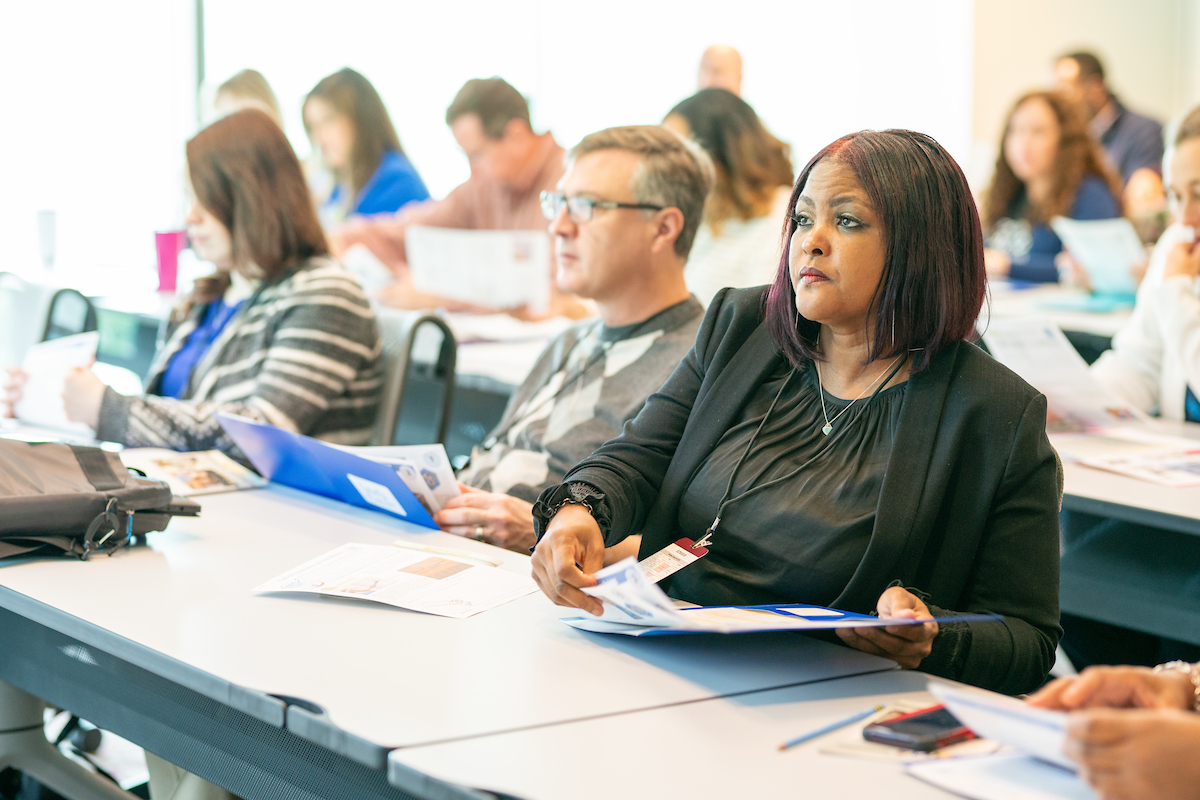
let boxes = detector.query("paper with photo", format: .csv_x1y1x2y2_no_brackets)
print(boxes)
120,448,266,496
335,443,460,507
13,332,99,433
254,542,536,619
406,226,551,313
982,319,1141,431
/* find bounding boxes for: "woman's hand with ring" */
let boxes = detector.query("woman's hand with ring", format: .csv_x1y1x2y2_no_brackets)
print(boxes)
433,483,535,552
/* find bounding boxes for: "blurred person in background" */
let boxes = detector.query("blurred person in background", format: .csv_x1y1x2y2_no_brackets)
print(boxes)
664,88,793,307
3,110,382,462
212,68,283,127
1055,103,1200,673
697,44,743,96
981,90,1122,283
304,67,429,227
1055,50,1166,235
332,77,585,318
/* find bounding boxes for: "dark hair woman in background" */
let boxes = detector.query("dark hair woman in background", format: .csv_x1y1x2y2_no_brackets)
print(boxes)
664,88,794,307
530,129,1062,695
304,67,429,225
982,90,1122,282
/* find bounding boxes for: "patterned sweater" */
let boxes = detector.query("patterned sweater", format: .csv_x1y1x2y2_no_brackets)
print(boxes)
97,256,382,455
457,297,704,502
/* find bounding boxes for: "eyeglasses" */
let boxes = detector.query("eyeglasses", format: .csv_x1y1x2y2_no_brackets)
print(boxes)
540,191,665,223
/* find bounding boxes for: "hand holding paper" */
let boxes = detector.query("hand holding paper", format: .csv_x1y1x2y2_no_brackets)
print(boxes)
12,332,100,433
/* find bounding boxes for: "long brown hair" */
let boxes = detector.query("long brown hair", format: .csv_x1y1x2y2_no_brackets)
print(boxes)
180,109,328,318
667,89,793,233
982,91,1122,230
304,68,403,201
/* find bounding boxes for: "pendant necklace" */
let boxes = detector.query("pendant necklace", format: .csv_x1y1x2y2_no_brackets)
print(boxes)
814,349,905,436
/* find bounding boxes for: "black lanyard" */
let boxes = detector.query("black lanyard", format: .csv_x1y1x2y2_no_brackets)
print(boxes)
693,355,907,548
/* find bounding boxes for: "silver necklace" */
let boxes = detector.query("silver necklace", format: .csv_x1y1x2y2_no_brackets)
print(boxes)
814,352,905,436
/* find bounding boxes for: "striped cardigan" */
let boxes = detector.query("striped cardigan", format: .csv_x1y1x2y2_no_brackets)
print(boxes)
97,257,383,455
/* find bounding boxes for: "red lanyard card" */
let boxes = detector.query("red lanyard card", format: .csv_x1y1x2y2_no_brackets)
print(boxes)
639,537,709,584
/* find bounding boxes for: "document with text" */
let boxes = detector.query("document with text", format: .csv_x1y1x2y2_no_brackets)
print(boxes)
14,331,99,433
406,226,551,313
254,543,536,619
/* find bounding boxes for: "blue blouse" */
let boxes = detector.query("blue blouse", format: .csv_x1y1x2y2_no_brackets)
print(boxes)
990,175,1122,283
159,299,245,399
326,150,429,219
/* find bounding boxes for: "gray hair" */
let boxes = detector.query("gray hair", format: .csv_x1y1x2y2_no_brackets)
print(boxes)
568,125,715,258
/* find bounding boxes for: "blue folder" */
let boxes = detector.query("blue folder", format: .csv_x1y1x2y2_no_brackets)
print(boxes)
216,413,438,529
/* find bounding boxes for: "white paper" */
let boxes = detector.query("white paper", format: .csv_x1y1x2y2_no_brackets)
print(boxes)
1050,217,1143,296
565,558,977,635
341,243,397,294
406,226,551,313
120,448,266,496
929,683,1073,770
334,443,460,508
254,543,536,619
907,752,1094,800
14,332,99,433
347,474,409,517
982,319,1141,431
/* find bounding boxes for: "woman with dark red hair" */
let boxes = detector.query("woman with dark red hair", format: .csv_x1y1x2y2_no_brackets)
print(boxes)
529,129,1062,695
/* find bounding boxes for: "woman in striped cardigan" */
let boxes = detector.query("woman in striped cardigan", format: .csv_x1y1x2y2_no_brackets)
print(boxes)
56,109,382,454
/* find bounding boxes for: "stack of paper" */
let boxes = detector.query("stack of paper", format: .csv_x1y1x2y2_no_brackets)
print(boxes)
562,558,997,636
1050,427,1200,487
254,542,535,619
905,683,1094,800
406,226,551,313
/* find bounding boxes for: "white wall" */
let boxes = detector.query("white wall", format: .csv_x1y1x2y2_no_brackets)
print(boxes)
204,0,973,200
0,1,195,274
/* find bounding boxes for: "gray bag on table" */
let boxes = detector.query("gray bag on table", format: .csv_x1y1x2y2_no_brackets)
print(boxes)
0,439,199,559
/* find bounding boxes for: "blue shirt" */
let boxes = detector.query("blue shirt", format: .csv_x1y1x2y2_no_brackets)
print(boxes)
1002,175,1122,283
326,150,429,219
160,298,245,399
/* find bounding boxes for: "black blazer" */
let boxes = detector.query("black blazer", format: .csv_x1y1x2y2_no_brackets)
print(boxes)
545,287,1062,695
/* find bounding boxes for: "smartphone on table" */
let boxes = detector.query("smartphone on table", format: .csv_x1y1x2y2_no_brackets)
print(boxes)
862,704,974,752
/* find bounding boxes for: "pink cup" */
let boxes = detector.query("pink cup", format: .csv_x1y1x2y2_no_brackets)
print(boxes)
155,230,188,292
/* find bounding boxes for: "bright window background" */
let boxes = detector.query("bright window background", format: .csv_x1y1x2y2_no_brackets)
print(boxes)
0,1,195,280
204,0,973,200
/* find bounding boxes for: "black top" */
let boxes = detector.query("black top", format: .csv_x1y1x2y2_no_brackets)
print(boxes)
534,286,1063,695
674,363,905,606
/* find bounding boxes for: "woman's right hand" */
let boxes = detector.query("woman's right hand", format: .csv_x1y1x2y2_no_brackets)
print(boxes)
1028,665,1196,712
2,367,27,418
530,504,606,616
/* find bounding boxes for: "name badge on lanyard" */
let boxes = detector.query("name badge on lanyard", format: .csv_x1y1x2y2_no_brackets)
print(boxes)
640,537,709,584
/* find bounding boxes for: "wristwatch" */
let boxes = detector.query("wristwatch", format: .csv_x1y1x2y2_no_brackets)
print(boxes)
1153,660,1200,711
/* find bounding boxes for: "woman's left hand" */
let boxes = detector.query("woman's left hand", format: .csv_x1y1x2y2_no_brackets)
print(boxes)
1065,708,1200,800
432,483,536,553
836,586,938,669
62,366,106,429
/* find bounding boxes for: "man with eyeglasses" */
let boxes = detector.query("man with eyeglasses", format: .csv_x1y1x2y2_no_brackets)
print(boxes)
432,126,713,555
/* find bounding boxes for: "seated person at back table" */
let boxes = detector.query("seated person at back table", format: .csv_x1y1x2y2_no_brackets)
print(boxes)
3,110,382,457
212,68,284,127
1029,662,1200,800
982,90,1122,283
432,125,711,555
1054,103,1200,672
1055,50,1166,225
530,130,1063,694
304,67,430,227
332,77,584,318
663,87,795,307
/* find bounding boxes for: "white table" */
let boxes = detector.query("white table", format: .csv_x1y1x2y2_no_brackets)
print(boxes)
984,281,1132,338
0,485,896,798
389,670,967,800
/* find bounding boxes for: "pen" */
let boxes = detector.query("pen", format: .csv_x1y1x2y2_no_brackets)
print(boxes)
392,540,505,567
778,704,885,751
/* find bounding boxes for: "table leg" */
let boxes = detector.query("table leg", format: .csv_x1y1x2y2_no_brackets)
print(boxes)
0,679,136,800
